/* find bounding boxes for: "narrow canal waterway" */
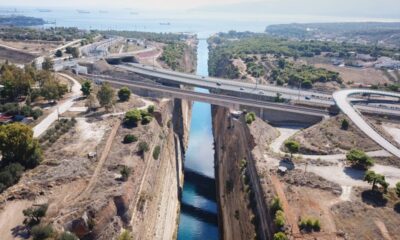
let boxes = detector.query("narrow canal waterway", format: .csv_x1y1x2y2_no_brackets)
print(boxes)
177,39,219,239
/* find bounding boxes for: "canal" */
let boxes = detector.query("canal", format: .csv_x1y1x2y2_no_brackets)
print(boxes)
177,38,219,239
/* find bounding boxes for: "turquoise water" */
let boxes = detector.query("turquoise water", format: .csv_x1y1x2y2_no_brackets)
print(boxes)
177,39,219,240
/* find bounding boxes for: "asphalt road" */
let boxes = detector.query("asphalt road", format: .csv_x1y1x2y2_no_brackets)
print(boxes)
333,89,400,158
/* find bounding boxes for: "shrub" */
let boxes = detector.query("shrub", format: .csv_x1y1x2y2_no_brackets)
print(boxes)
341,118,349,130
118,87,131,102
138,142,149,155
273,232,288,240
31,224,54,240
124,109,142,126
396,182,400,198
123,134,138,144
284,140,300,158
59,231,79,240
0,163,24,192
274,210,285,229
118,230,132,240
347,149,374,169
147,105,155,114
245,112,256,124
120,166,131,181
23,204,48,227
270,196,283,214
299,217,321,232
153,145,161,160
32,109,43,120
142,115,153,125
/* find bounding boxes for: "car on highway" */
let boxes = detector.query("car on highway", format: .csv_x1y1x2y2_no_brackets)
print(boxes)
305,96,311,100
259,91,264,95
216,82,221,86
240,87,245,91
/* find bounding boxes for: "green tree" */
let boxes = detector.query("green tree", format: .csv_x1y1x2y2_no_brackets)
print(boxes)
341,118,349,130
96,82,115,111
273,232,288,240
0,123,42,169
120,166,131,181
55,50,63,58
124,109,142,126
41,79,68,102
245,112,256,124
396,182,400,198
147,105,155,114
284,140,300,158
364,170,389,192
118,230,132,240
270,196,283,214
118,87,131,102
274,210,285,229
346,149,374,169
69,47,80,58
138,141,149,155
31,224,54,240
42,58,54,71
81,81,92,97
123,134,138,144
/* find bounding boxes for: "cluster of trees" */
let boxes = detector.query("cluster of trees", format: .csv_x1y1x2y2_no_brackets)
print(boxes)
124,105,155,127
99,30,188,44
270,196,289,240
0,26,96,42
244,57,265,78
159,43,186,71
0,103,42,119
346,149,374,169
0,62,68,103
39,118,77,149
271,59,342,88
298,217,321,232
0,123,42,192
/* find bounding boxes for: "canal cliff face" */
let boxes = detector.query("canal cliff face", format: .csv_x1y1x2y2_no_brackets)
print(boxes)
212,106,279,240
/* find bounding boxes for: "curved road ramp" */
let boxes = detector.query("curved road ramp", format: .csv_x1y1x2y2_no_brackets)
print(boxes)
333,89,400,158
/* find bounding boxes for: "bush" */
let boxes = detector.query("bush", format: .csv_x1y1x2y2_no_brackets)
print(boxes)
273,232,288,240
245,112,256,124
347,149,374,169
124,109,142,126
23,204,48,227
118,87,131,102
31,109,43,120
118,230,132,240
141,115,153,125
147,105,155,114
341,118,349,130
120,166,131,181
396,182,400,198
153,145,161,160
270,196,283,214
274,210,285,229
299,217,321,232
123,134,138,144
59,232,79,240
138,142,149,155
31,224,54,240
0,163,24,192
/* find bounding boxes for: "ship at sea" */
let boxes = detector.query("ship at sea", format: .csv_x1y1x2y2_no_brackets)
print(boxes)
37,9,52,13
77,10,90,14
159,22,171,26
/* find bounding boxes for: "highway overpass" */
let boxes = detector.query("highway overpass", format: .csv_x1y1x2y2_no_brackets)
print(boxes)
334,89,400,158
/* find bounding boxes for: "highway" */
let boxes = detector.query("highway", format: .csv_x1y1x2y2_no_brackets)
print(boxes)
333,89,400,158
117,63,334,105
84,74,328,117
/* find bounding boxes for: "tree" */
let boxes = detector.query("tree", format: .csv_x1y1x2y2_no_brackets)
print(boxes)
123,134,138,144
141,115,153,125
31,224,54,240
274,210,285,229
85,93,100,111
0,123,42,169
120,166,131,181
55,50,63,58
341,118,349,130
147,105,155,114
96,82,115,111
396,182,400,198
270,196,283,214
124,109,142,126
278,58,286,69
273,232,288,240
67,47,80,58
284,140,300,158
118,87,131,102
364,170,389,192
42,58,54,71
138,141,149,155
245,112,256,124
118,230,132,240
41,79,68,102
274,92,284,102
81,81,92,97
346,149,374,169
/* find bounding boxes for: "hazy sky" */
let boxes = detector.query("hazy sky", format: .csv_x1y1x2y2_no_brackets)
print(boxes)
2,0,400,19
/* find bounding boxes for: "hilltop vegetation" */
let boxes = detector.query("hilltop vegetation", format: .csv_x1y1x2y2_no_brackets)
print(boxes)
0,27,96,42
266,22,400,49
0,15,45,27
99,30,188,44
159,42,186,71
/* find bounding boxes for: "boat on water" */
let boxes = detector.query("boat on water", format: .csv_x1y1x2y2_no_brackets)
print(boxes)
77,10,90,14
99,10,108,14
159,22,171,26
37,9,52,13
130,12,139,15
